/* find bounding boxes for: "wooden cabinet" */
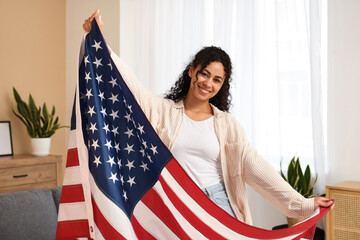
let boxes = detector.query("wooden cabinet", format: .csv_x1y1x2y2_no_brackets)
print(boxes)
326,181,360,240
0,155,62,193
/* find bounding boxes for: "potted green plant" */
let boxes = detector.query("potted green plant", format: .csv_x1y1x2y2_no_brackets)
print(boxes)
12,87,67,156
280,156,324,227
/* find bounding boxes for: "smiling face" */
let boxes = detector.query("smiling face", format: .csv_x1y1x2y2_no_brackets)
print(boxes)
187,61,226,103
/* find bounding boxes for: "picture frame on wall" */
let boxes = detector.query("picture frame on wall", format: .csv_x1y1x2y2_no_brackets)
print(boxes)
0,121,13,156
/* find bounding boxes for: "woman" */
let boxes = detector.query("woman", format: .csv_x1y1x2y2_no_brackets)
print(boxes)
83,10,333,224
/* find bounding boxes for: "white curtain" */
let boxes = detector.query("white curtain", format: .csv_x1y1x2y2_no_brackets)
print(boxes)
119,0,326,229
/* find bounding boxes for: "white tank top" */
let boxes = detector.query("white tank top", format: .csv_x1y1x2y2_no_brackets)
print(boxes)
171,113,222,189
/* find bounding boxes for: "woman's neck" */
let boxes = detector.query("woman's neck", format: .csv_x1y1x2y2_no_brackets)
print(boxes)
183,96,213,121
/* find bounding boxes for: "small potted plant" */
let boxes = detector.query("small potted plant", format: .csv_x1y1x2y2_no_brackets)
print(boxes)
280,156,324,227
12,87,67,156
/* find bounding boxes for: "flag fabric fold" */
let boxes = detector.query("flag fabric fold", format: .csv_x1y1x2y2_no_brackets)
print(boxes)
56,20,330,240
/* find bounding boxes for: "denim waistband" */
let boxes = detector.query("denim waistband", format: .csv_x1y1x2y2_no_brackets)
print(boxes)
202,182,225,196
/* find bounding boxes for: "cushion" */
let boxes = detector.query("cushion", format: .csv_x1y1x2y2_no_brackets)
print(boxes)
0,188,58,240
51,186,62,213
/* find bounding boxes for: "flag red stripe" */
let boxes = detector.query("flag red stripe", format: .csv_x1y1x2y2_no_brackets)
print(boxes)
166,159,330,239
56,220,90,239
132,216,157,240
66,148,79,167
59,184,85,203
166,160,241,223
141,188,192,240
158,175,227,240
91,196,127,240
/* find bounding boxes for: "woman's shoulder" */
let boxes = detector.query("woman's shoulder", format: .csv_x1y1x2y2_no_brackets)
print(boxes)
212,105,238,123
212,105,247,136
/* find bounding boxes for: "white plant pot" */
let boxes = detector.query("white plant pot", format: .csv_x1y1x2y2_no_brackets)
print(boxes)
30,138,51,156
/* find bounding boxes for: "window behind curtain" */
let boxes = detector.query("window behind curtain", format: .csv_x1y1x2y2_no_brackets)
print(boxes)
120,0,323,171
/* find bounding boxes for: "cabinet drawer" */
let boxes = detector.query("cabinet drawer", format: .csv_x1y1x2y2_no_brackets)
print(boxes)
0,163,56,188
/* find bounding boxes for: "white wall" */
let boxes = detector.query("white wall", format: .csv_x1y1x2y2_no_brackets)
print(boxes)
327,0,360,184
66,0,120,128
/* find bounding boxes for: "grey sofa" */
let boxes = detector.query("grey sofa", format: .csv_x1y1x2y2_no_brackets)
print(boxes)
0,187,62,240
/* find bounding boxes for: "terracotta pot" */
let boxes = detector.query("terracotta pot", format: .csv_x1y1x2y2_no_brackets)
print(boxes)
287,216,308,227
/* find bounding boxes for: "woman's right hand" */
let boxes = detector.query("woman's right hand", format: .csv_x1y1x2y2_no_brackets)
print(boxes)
82,9,103,33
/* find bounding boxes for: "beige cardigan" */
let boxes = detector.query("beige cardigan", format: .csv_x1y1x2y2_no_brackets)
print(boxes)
110,50,315,225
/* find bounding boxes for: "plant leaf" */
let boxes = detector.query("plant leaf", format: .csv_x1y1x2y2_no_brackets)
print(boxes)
280,159,286,181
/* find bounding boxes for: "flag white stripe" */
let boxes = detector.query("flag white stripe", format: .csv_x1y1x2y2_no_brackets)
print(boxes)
89,174,138,240
93,223,106,240
161,168,303,240
62,166,82,186
68,130,77,149
152,182,208,239
58,202,88,221
134,200,181,240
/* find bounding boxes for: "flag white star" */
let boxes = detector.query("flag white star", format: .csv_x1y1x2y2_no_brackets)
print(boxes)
93,156,102,167
131,117,136,127
89,122,97,134
106,156,116,167
93,57,103,69
127,104,133,113
108,172,119,184
124,113,131,122
109,109,119,120
150,144,158,155
137,124,145,135
103,123,110,134
108,93,119,104
123,190,127,200
147,154,153,163
111,126,119,136
109,76,118,88
92,40,102,51
136,133,142,142
85,89,93,100
100,107,107,117
124,143,135,154
108,61,113,70
98,90,105,101
84,72,91,83
87,106,96,117
124,127,134,139
127,176,136,187
139,147,145,157
104,139,113,151
140,161,149,172
117,158,122,169
84,55,90,67
122,97,127,106
120,174,125,185
125,159,135,171
80,92,86,101
142,139,148,149
114,142,120,153
95,73,103,84
91,139,99,151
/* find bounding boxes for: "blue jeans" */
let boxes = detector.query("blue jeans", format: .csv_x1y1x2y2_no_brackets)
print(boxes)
202,183,236,218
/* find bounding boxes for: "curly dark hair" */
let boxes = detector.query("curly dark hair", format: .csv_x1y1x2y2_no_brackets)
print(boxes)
164,46,232,112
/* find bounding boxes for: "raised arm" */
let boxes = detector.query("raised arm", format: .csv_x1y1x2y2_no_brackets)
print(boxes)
237,123,333,218
82,10,166,122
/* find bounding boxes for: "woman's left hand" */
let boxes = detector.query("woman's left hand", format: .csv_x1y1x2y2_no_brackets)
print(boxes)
314,197,335,210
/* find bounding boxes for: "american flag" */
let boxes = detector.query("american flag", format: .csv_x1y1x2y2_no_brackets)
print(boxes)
56,20,329,240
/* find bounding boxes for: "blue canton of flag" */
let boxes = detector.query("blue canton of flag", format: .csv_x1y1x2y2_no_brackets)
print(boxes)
78,21,172,220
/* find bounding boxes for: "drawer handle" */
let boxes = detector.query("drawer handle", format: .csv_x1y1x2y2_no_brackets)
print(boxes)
13,174,28,178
